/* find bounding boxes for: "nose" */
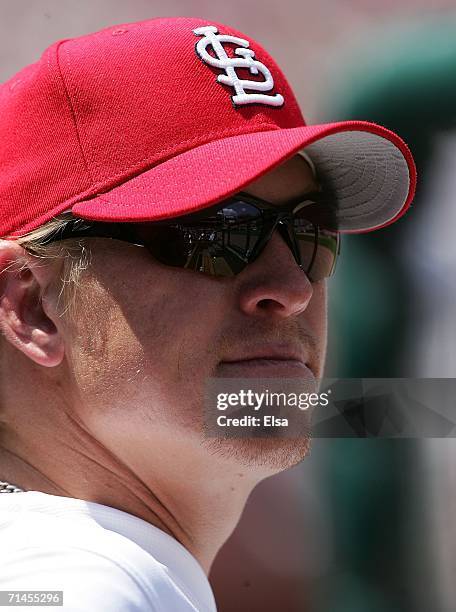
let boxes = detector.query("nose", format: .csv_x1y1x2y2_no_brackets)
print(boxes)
236,229,314,319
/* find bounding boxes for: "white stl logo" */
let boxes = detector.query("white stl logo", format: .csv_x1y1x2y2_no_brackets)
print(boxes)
193,25,285,108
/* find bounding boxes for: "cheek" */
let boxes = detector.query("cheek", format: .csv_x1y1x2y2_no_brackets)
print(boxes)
306,281,328,375
64,262,227,417
64,277,152,407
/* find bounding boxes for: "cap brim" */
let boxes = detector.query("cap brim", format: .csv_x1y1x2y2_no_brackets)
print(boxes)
71,120,416,234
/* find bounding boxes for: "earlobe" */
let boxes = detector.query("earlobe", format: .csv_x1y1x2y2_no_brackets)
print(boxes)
0,244,65,368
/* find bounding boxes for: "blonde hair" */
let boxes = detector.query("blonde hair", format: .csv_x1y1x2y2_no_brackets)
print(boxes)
1,213,93,321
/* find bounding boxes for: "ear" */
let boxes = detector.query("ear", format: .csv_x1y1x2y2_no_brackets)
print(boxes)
0,240,65,367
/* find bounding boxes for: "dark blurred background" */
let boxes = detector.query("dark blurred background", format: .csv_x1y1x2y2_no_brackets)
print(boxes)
2,2,456,611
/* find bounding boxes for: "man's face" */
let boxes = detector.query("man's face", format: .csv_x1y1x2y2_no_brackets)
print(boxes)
62,155,327,479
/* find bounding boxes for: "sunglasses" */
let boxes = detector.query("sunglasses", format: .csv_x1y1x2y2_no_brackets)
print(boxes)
43,192,341,281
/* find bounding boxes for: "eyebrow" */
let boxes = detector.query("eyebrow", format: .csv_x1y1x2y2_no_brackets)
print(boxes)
235,189,325,209
237,177,323,204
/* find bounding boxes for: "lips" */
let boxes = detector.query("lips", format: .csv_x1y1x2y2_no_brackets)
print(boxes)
218,345,315,382
220,344,308,366
222,358,306,367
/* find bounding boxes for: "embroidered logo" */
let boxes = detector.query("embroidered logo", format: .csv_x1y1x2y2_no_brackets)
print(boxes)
193,25,285,108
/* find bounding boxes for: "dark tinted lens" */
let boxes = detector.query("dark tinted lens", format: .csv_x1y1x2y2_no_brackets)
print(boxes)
310,229,339,281
293,218,339,281
216,202,263,262
135,225,192,267
135,201,265,276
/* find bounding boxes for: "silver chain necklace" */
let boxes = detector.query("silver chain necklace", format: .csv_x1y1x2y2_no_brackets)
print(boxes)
0,480,25,493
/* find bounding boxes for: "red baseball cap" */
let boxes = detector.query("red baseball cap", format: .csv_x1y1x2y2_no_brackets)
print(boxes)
0,16,416,239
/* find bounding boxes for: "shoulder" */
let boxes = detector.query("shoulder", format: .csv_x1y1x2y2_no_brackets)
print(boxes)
0,504,199,611
4,545,161,611
2,540,203,611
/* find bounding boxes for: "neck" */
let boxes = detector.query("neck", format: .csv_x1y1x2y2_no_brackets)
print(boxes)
0,439,262,574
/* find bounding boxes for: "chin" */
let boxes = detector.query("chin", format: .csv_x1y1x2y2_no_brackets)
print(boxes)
202,436,312,474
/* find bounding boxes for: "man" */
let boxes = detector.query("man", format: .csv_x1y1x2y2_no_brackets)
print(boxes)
0,16,415,612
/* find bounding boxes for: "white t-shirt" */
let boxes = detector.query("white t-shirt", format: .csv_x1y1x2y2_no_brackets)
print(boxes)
0,491,217,611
